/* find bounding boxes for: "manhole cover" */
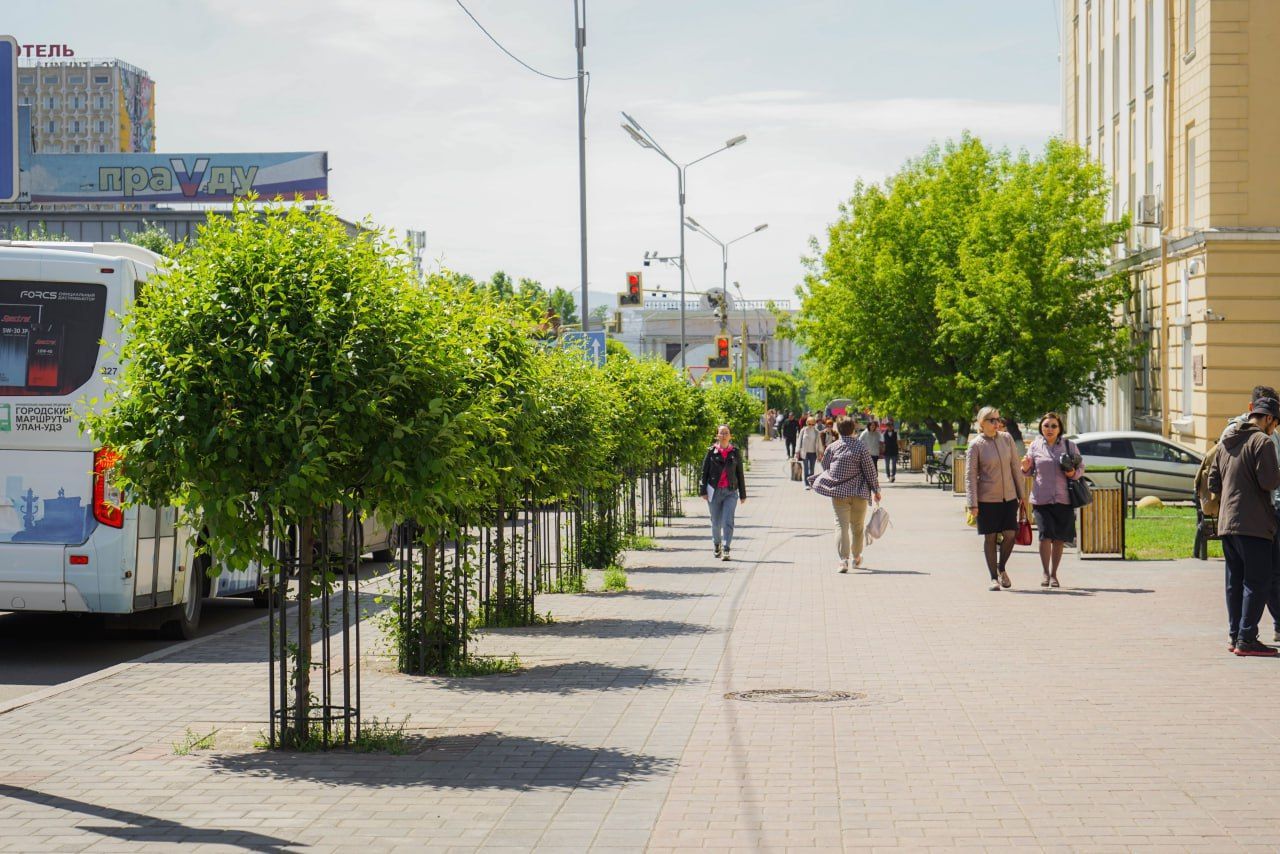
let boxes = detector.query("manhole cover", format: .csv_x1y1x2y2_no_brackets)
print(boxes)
724,688,865,704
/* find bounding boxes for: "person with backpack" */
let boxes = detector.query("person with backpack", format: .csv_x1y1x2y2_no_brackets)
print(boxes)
1019,411,1085,588
1208,396,1280,656
1210,384,1280,642
699,424,747,561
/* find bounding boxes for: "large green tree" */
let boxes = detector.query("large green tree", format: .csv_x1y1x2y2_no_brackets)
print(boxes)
796,135,1135,441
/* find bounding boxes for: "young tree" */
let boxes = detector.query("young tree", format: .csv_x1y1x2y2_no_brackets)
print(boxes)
796,135,1134,441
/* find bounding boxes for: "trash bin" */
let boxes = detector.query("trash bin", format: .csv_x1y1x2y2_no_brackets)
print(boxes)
952,447,966,496
1078,466,1127,559
909,443,927,472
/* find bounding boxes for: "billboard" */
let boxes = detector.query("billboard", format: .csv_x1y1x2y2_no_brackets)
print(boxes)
23,151,327,203
0,36,14,202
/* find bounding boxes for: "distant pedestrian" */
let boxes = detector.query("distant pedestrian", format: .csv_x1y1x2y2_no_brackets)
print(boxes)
811,418,882,573
797,416,821,487
782,412,800,459
881,422,899,483
818,418,837,461
699,424,747,561
965,406,1031,591
858,421,884,472
1019,412,1084,588
1208,396,1280,656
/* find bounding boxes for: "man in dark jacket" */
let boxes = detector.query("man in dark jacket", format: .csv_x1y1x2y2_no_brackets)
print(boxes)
782,413,800,458
699,424,747,561
1208,396,1280,656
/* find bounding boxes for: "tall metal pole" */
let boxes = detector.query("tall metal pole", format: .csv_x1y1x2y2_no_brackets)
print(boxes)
575,0,589,332
678,167,687,370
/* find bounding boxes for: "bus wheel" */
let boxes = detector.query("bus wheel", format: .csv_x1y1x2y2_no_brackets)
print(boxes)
160,558,205,640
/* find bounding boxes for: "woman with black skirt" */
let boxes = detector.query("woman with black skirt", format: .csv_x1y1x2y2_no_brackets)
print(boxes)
965,406,1031,590
1020,411,1085,588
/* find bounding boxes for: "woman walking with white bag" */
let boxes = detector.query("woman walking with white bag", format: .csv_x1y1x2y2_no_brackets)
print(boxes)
811,418,882,573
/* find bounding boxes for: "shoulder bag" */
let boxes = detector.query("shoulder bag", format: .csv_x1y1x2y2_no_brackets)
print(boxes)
1065,440,1092,508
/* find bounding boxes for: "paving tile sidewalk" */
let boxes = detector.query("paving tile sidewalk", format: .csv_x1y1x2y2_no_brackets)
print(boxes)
2,437,1279,852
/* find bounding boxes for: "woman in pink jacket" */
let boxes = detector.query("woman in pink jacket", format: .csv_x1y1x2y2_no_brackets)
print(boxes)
1020,411,1085,588
965,406,1031,590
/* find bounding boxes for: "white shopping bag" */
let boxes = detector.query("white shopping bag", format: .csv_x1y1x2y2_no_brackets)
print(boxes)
864,503,891,545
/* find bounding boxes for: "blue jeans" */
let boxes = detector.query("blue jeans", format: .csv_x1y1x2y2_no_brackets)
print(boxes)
709,489,739,547
803,452,817,481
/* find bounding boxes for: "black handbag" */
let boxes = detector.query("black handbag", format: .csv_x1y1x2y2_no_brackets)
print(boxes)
1064,442,1092,508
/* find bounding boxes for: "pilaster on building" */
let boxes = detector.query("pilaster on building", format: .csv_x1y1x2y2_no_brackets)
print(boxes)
1062,0,1280,450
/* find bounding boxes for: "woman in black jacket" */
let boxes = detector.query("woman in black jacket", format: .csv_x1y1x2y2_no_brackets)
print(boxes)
699,424,747,561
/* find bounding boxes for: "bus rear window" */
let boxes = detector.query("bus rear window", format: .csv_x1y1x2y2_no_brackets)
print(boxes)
0,282,107,397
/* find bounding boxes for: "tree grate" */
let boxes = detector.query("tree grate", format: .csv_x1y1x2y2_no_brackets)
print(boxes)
724,689,865,704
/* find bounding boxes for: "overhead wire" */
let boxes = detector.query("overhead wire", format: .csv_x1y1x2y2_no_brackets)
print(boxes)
454,0,579,81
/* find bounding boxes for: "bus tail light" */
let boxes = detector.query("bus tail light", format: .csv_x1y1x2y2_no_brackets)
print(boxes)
69,554,89,565
93,448,124,528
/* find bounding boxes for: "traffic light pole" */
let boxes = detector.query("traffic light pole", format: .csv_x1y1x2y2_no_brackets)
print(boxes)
575,0,589,333
677,166,687,371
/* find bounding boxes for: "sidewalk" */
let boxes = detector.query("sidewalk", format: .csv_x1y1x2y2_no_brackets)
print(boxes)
2,437,1279,852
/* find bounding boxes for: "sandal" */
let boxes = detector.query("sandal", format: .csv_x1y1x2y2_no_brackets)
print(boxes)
1050,577,1060,588
1041,574,1050,588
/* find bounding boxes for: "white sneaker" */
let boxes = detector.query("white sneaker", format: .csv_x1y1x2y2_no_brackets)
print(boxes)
838,559,849,573
853,554,863,568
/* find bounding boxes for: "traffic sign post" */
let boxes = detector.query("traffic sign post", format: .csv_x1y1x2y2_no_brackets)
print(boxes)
0,36,17,203
562,330,607,367
706,369,735,385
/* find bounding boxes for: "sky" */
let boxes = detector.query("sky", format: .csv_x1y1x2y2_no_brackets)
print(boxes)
13,0,1064,305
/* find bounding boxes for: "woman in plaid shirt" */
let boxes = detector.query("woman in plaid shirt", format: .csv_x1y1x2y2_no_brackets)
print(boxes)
811,418,882,573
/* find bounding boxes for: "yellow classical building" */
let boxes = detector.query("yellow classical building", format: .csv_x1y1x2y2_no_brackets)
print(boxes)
1062,0,1280,449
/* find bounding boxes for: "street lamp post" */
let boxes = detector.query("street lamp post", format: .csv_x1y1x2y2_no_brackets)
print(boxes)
619,112,746,372
685,220,768,380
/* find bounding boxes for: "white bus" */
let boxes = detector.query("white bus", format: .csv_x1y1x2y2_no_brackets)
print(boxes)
0,240,268,639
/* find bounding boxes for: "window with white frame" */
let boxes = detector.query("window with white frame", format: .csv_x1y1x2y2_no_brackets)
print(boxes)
1185,125,1197,226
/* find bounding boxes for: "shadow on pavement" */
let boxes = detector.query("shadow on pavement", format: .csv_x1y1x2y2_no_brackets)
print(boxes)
539,617,713,639
631,564,733,575
0,786,300,852
206,732,675,791
439,662,687,694
578,589,711,600
853,567,931,576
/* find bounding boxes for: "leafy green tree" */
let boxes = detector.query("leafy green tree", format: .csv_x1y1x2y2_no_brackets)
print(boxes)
487,270,515,300
547,286,579,326
604,338,631,361
119,223,180,257
83,200,484,742
704,383,765,449
748,369,804,414
796,135,1134,442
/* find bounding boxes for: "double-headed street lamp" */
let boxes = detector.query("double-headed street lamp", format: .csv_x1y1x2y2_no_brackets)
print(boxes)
687,220,768,381
620,111,747,371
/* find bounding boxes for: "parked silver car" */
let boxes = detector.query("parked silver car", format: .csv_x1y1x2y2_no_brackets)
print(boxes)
1066,430,1202,501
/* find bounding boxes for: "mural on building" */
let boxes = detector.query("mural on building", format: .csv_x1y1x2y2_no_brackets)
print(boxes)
117,64,155,152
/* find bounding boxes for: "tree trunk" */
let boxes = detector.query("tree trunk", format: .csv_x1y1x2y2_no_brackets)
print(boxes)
293,515,314,746
924,418,956,445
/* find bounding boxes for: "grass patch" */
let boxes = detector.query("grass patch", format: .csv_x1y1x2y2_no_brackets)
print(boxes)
602,564,628,591
441,653,522,677
172,727,217,756
623,534,658,551
1125,506,1222,560
545,573,585,594
254,716,412,753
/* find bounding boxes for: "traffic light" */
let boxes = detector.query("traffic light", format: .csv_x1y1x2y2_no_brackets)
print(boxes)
709,335,730,368
619,271,643,307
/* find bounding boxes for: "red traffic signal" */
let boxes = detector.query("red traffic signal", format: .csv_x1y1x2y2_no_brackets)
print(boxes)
627,271,641,295
620,271,644,307
716,336,730,360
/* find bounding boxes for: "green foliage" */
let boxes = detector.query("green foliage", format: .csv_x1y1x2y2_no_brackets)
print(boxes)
623,533,657,551
703,382,765,445
748,369,805,414
796,135,1136,440
172,727,217,755
1,223,62,241
439,654,522,677
605,337,632,361
602,564,628,591
118,223,180,257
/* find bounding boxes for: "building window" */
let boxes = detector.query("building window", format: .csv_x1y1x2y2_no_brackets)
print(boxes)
95,96,106,109
71,120,81,134
93,74,109,84
1145,0,1154,83
17,97,30,107
1128,13,1135,97
68,75,84,85
18,74,32,84
1112,32,1119,112
72,144,81,153
46,121,57,133
1184,0,1196,55
42,75,57,85
1185,125,1197,226
97,120,106,133
97,145,107,153
1099,46,1106,120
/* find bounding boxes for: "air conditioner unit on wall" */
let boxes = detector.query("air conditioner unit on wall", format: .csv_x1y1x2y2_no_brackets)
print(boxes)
1137,195,1161,227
